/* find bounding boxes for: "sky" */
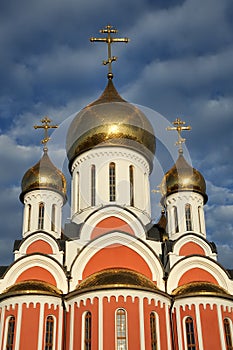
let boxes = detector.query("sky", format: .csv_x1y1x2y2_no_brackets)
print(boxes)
0,0,233,267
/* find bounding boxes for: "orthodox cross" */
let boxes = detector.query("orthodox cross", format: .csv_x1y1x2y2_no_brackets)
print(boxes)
166,118,191,153
90,24,129,79
34,117,58,150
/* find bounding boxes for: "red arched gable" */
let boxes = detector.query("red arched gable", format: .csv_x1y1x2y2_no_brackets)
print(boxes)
26,240,53,254
82,244,153,280
16,267,56,286
178,267,218,286
179,242,205,256
91,217,135,239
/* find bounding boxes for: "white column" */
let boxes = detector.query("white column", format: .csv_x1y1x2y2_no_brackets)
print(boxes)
176,307,183,350
139,297,145,350
14,303,22,350
217,304,226,350
38,303,44,350
32,201,38,232
98,297,103,350
195,305,204,350
165,304,172,350
57,305,63,350
166,205,173,236
22,205,27,235
200,207,206,237
69,303,75,350
0,307,5,350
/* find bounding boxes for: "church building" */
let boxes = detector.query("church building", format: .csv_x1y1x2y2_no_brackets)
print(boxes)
0,25,233,350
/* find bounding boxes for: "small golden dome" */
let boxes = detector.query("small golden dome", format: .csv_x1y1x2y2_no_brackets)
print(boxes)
172,281,230,297
66,80,155,171
74,268,159,293
0,280,61,300
20,150,67,202
160,152,207,203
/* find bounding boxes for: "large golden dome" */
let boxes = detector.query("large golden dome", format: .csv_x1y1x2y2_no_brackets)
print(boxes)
20,149,67,202
66,79,155,171
160,152,207,203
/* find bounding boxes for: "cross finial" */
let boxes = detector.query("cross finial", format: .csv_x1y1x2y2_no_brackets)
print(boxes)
34,117,58,151
90,25,129,79
166,118,191,153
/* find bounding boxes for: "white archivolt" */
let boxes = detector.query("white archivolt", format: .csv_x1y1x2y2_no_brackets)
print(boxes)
167,256,232,294
70,231,164,290
2,254,67,292
79,206,146,241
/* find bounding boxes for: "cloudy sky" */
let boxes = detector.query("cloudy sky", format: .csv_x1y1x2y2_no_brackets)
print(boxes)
1,0,233,268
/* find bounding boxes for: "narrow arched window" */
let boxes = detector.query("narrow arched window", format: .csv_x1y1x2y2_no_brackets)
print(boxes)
224,318,233,350
185,204,192,231
173,206,179,233
116,308,127,350
6,316,15,350
45,316,54,350
27,204,32,231
109,162,116,202
150,312,157,350
129,165,134,206
51,204,56,231
84,312,92,350
185,317,196,350
38,202,45,230
76,172,80,211
91,165,96,206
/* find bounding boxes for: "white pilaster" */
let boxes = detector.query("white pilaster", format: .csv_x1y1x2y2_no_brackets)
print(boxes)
195,305,204,350
0,307,5,350
176,307,183,350
69,303,75,350
14,303,22,350
139,297,145,350
165,304,172,350
217,304,226,350
38,303,44,350
98,297,103,350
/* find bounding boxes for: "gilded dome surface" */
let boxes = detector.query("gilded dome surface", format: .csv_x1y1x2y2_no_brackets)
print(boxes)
1,280,61,299
172,281,230,297
75,268,159,293
20,150,67,202
160,153,207,203
66,79,155,171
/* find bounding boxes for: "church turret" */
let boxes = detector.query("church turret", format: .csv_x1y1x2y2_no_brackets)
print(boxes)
20,118,67,238
66,27,155,227
160,118,207,240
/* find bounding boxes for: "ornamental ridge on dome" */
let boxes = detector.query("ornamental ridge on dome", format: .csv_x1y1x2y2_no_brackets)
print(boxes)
20,117,67,202
70,268,164,295
172,281,231,298
0,280,62,300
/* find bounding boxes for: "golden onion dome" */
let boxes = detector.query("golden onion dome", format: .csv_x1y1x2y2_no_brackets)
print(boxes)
160,152,207,203
20,149,67,203
172,281,231,298
74,268,159,294
0,280,61,300
66,79,155,172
